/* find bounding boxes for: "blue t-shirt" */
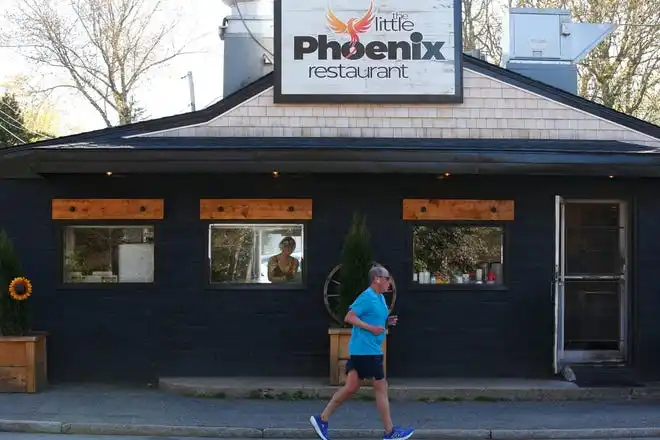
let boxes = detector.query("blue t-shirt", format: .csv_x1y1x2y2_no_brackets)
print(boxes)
348,287,389,355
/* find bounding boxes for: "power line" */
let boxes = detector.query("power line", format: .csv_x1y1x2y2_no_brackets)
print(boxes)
0,104,50,138
202,94,223,108
0,111,29,133
232,0,274,59
0,122,27,145
0,101,54,139
0,103,32,143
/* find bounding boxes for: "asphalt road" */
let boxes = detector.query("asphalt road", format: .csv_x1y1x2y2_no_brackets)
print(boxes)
4,437,660,440
4,385,660,432
0,435,243,440
6,397,660,430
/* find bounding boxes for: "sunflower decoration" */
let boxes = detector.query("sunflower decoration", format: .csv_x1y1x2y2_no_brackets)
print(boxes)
9,277,33,301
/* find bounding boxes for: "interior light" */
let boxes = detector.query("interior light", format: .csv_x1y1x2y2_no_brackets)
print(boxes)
272,170,280,178
106,171,113,176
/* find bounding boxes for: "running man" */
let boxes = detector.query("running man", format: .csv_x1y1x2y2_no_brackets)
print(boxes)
310,266,415,440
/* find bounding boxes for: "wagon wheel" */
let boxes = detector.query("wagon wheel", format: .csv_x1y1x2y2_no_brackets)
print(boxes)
323,261,397,325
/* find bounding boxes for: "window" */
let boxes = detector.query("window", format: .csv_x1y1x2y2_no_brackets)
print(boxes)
412,224,504,285
63,226,155,283
209,223,304,285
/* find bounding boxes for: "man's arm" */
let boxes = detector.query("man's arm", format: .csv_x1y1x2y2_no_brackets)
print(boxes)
344,309,373,331
344,295,385,335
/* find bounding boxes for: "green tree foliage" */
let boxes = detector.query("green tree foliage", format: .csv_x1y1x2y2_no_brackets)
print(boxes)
336,212,373,327
413,225,502,277
0,230,29,336
0,93,30,147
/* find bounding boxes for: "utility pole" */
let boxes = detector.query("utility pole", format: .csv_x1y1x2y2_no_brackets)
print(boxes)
181,71,196,111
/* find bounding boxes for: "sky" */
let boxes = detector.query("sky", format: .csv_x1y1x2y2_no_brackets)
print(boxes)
0,0,232,135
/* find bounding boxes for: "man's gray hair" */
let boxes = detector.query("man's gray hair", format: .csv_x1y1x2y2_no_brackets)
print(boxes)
368,265,389,283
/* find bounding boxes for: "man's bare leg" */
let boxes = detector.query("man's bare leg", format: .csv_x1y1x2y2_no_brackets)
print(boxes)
320,370,361,421
372,378,394,433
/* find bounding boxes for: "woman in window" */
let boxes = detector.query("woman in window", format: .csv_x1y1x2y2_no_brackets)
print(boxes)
268,236,300,283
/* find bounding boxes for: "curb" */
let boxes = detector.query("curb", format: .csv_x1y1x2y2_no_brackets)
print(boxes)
0,420,62,434
158,380,660,402
3,420,660,439
62,422,264,438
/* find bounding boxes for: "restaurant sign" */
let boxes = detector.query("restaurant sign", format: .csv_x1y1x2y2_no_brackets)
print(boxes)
274,0,463,103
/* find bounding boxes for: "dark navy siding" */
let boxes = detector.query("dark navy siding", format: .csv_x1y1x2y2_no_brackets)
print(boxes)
630,180,660,380
1,174,659,383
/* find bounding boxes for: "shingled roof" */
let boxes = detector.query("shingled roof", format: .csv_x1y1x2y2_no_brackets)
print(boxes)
1,54,659,178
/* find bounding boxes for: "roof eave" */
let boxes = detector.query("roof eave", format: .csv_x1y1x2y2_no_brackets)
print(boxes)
5,146,660,178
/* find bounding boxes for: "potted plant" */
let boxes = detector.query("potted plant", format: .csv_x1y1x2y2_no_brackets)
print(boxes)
327,212,388,386
0,229,47,393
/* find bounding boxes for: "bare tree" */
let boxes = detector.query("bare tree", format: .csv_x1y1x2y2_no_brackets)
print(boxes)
1,0,191,127
463,0,505,64
515,0,660,124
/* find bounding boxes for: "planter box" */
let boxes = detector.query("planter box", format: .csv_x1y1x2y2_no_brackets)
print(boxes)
328,327,387,386
0,333,48,393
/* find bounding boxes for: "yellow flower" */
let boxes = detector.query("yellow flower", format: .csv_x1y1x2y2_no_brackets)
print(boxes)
9,277,32,301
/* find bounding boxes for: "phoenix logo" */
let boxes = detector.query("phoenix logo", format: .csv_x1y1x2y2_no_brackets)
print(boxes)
326,0,376,58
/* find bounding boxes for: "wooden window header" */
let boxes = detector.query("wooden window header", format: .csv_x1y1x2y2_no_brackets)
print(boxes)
403,199,514,221
52,199,164,220
200,199,313,220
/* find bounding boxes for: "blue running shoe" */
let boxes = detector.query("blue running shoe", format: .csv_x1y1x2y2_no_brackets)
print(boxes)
310,415,330,440
384,426,415,440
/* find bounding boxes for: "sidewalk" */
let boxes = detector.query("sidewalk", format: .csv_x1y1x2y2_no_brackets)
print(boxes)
2,384,660,438
158,376,634,401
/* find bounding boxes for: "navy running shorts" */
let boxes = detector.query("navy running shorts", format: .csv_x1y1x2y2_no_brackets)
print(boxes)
345,354,385,380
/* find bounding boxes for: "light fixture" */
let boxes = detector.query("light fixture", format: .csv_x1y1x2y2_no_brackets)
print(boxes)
272,170,279,178
106,171,113,176
444,172,451,177
608,175,614,179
